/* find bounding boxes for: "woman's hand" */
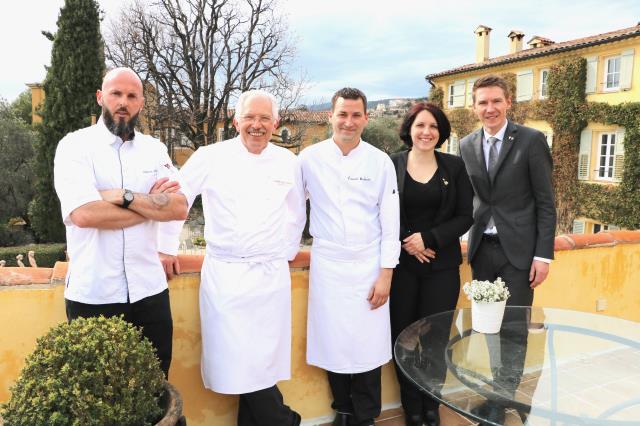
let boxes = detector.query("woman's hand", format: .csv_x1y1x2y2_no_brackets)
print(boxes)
402,232,436,263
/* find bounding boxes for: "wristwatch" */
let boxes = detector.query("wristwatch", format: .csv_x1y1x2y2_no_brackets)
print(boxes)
122,189,134,209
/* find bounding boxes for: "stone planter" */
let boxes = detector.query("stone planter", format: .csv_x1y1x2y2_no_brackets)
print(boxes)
471,300,506,334
156,381,184,426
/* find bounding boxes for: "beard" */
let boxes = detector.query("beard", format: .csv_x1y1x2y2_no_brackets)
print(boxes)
103,107,139,140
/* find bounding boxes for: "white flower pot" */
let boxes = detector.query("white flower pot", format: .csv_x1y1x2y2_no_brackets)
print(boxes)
471,300,507,334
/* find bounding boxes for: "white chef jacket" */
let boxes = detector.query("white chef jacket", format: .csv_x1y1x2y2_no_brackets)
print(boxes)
157,138,306,393
300,138,400,373
54,117,179,304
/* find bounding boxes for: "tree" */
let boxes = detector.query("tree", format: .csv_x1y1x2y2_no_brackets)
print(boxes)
105,0,305,151
10,90,33,126
0,100,35,224
29,0,105,242
362,116,404,154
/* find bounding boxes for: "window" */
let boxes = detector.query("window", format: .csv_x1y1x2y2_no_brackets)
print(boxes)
597,133,616,180
448,80,465,108
594,223,620,233
281,127,290,144
539,69,549,99
604,56,621,91
572,220,585,234
218,127,225,142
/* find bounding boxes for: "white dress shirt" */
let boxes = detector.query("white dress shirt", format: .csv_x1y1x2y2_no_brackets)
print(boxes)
157,138,306,261
299,139,400,268
54,118,179,304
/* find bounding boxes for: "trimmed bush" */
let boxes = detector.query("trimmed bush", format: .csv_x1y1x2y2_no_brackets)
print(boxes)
1,316,165,426
0,243,66,267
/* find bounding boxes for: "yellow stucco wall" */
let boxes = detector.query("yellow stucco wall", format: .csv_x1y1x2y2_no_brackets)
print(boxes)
1,240,639,424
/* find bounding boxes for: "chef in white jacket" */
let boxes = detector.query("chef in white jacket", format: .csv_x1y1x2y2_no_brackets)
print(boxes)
299,88,400,426
157,90,306,426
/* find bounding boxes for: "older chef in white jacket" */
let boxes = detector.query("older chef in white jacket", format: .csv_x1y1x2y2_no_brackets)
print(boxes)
300,88,400,426
157,90,306,426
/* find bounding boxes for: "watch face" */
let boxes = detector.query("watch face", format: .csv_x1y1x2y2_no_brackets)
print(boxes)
124,191,134,202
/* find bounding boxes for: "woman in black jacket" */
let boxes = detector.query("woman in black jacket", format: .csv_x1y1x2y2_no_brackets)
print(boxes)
390,102,473,426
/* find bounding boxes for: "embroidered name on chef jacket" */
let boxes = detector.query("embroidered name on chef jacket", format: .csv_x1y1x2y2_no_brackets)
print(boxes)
347,176,372,181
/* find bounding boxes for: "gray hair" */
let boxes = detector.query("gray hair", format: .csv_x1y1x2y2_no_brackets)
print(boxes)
234,90,279,121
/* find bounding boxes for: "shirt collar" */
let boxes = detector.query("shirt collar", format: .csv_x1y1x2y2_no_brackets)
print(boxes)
482,120,508,143
235,136,274,158
329,137,363,157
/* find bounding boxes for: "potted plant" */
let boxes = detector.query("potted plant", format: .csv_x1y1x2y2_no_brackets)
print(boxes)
0,316,182,426
463,277,511,334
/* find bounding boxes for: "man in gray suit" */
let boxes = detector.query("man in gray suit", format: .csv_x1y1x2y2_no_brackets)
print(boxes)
460,74,556,424
460,74,556,304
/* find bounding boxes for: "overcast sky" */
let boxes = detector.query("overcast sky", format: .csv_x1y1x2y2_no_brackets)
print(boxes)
2,0,639,104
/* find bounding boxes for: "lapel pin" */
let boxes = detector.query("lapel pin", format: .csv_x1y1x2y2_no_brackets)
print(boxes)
508,136,514,141
442,178,449,186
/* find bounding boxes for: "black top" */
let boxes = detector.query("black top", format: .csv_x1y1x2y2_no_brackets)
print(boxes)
404,169,441,236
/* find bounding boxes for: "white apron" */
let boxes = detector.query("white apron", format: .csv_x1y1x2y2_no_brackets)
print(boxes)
306,238,392,373
199,253,292,394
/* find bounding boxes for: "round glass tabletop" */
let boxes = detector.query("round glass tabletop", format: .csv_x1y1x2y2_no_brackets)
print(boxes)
394,307,640,425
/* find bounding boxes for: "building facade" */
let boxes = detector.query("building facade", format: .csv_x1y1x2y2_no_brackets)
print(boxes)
427,24,640,234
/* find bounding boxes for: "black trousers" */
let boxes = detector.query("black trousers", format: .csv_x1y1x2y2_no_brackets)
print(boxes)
471,238,532,415
327,367,381,425
65,289,173,378
390,263,460,416
237,385,299,426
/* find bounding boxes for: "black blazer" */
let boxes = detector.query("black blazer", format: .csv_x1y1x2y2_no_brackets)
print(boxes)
459,121,556,270
390,150,474,271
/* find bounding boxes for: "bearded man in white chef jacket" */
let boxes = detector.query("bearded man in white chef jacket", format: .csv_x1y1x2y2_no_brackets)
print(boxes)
157,90,306,426
299,87,400,426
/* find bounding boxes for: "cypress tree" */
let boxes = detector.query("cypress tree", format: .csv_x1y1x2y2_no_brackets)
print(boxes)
29,0,105,242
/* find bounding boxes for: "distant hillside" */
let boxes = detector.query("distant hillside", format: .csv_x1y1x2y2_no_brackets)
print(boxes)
306,97,426,111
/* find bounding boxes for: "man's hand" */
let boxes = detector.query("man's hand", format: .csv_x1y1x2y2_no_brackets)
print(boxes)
159,253,180,280
367,268,393,310
150,177,181,194
529,260,549,288
402,232,436,263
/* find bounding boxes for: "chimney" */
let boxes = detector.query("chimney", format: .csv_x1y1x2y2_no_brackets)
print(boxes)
527,36,555,49
475,25,492,63
508,30,524,54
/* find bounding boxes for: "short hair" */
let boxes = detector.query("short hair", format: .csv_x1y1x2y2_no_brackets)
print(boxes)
398,102,451,149
331,87,367,112
472,74,512,103
235,89,279,121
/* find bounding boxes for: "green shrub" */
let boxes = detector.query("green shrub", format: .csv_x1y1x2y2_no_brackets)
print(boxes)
0,243,66,267
1,316,165,426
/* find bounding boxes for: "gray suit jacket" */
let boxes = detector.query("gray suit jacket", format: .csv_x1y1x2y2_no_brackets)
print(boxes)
459,121,556,270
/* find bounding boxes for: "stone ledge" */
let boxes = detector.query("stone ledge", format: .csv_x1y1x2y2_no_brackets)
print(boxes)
0,230,638,286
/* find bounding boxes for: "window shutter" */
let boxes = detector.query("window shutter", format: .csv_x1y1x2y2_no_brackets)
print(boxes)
572,220,585,234
452,80,465,107
585,56,598,93
578,129,592,180
620,49,634,90
516,70,533,101
448,135,459,155
466,79,475,106
613,128,625,181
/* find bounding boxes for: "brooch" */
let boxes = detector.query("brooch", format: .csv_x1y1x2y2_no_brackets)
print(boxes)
442,178,449,186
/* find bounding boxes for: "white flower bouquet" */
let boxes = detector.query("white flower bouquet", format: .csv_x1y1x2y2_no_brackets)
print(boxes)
463,277,510,303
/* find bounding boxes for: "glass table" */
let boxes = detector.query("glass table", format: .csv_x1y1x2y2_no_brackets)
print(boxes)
394,307,640,425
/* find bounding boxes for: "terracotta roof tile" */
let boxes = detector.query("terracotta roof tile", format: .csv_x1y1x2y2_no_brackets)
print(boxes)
427,24,640,79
